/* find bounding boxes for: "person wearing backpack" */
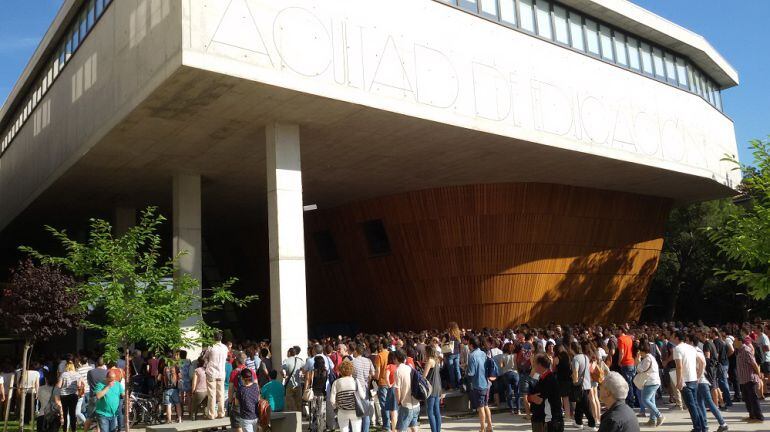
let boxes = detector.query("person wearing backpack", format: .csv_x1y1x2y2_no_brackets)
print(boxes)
467,337,493,432
393,350,419,432
161,352,183,424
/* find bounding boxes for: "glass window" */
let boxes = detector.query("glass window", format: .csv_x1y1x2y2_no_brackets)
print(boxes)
519,0,536,33
627,36,640,70
706,81,715,105
640,42,653,74
652,47,665,79
458,0,478,13
499,0,516,26
96,0,104,17
568,11,584,51
687,64,696,92
613,32,627,66
553,5,569,44
480,0,498,19
714,89,723,111
699,73,707,98
599,25,613,61
535,0,552,40
663,52,676,83
694,72,703,97
87,0,96,29
585,19,600,55
362,220,391,256
79,13,87,42
69,28,79,56
675,57,688,87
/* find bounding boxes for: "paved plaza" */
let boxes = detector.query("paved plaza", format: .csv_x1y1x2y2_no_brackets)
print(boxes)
436,401,770,432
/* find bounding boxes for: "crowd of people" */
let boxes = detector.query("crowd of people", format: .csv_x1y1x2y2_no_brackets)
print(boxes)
3,319,770,432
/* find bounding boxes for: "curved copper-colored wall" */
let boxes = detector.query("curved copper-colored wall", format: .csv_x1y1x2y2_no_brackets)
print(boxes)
305,183,670,331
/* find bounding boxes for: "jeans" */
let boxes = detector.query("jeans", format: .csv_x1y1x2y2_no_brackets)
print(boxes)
620,366,637,406
396,406,420,431
377,386,389,429
361,397,372,432
116,397,125,431
697,382,725,428
635,386,645,415
446,354,461,390
642,384,661,420
97,415,118,432
426,395,441,432
717,365,732,407
238,417,259,432
681,381,706,432
503,371,520,411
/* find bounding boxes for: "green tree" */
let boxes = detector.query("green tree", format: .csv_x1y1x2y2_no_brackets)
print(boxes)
21,207,255,431
709,138,770,299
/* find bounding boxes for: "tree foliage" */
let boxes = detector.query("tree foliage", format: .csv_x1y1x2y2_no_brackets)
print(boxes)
709,137,770,299
21,207,256,361
0,259,84,342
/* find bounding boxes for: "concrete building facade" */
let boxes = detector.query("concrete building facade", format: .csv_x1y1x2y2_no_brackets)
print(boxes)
0,0,739,361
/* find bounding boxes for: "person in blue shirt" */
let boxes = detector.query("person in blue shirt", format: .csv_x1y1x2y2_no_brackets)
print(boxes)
467,337,493,432
261,370,285,412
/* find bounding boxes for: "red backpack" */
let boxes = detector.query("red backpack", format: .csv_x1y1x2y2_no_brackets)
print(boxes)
258,398,272,430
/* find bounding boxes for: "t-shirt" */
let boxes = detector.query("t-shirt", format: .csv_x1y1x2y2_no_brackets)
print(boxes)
673,342,698,383
87,368,109,393
194,368,207,392
617,334,634,367
282,356,305,388
467,348,489,390
572,354,591,390
261,380,285,412
204,343,229,379
394,364,419,409
375,350,390,386
229,365,257,391
351,355,375,391
759,333,770,363
94,381,124,417
37,385,59,415
236,384,261,420
59,371,80,396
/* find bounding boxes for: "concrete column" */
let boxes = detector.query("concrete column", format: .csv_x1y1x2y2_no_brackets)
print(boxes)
173,174,203,355
113,206,136,236
266,123,308,367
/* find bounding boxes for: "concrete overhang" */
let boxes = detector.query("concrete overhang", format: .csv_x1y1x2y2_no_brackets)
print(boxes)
559,0,739,88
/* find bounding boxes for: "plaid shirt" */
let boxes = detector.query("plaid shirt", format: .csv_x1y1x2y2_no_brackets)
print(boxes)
736,344,761,385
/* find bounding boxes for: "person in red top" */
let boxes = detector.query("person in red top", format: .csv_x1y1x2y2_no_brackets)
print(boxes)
616,327,637,407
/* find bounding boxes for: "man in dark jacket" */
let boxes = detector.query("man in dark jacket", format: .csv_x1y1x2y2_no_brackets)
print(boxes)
599,371,640,432
529,354,563,432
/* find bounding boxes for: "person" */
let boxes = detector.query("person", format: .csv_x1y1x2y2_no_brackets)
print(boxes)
498,342,519,415
331,360,366,432
446,322,462,390
161,352,182,424
350,343,375,432
393,350,419,432
758,325,770,396
571,342,595,430
93,370,125,432
734,336,764,423
190,358,207,421
598,371,640,432
261,370,285,412
37,373,59,421
637,338,663,427
423,345,442,432
384,351,399,432
616,327,636,407
374,340,391,429
673,330,706,432
84,357,108,432
517,334,535,420
178,350,192,416
528,354,562,432
234,368,262,432
467,337,492,432
203,331,229,419
281,346,304,412
229,352,257,432
553,346,572,421
306,355,328,432
692,335,728,432
56,360,82,432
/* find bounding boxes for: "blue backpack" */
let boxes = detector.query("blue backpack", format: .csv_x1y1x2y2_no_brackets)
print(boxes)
410,367,431,402
485,356,499,381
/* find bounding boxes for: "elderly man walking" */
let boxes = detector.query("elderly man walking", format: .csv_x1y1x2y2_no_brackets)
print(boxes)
598,371,640,432
204,331,229,419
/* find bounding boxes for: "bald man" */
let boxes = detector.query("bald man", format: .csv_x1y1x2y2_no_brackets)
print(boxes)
93,370,125,432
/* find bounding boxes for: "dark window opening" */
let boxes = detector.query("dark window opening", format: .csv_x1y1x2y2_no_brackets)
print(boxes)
313,230,340,263
362,219,391,256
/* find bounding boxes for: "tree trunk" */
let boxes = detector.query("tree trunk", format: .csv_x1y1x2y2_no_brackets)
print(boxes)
125,347,131,432
17,341,30,432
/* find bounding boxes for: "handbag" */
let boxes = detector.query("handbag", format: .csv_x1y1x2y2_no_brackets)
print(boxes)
302,386,314,402
353,381,365,417
441,341,455,354
634,358,653,389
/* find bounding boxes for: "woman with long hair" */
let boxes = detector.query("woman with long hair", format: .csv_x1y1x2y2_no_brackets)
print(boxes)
584,341,603,423
306,356,328,432
445,322,462,390
499,342,519,414
638,337,664,427
554,345,573,421
423,345,443,432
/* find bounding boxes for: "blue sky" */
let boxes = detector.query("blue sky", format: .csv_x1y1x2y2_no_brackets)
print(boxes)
0,0,767,164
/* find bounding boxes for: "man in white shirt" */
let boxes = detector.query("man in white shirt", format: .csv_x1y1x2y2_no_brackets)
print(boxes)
393,351,419,432
203,331,229,419
673,330,706,432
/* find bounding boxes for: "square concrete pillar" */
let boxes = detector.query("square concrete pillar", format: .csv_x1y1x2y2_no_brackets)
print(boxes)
266,123,308,367
173,174,203,343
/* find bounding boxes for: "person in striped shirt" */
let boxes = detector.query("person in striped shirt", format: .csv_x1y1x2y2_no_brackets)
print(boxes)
734,336,764,424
